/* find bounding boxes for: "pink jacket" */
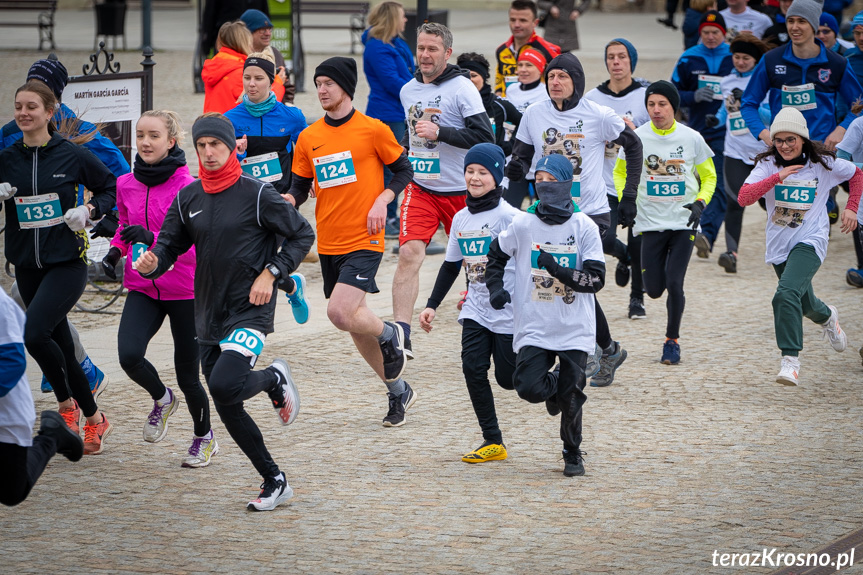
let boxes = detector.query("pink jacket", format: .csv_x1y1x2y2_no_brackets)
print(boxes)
111,166,196,300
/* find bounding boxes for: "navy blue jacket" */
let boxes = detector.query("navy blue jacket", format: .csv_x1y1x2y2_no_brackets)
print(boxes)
741,41,863,142
361,29,415,123
671,42,734,141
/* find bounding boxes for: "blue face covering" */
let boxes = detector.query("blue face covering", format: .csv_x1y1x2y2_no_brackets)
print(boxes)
242,91,278,117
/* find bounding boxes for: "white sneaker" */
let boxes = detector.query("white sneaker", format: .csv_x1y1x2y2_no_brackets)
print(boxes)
247,473,293,511
268,359,300,425
821,305,847,352
143,388,179,443
181,434,219,468
776,356,800,386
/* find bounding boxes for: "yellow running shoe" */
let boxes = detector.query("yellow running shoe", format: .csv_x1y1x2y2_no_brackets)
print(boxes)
462,442,507,463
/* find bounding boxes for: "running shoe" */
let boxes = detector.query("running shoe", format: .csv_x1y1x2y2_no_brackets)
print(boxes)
457,290,467,311
268,359,300,426
182,434,220,468
143,388,179,443
59,399,81,435
615,260,630,287
40,375,52,393
404,335,414,360
38,410,83,462
247,473,293,511
462,441,508,463
718,251,737,274
590,343,627,387
379,321,406,382
382,382,416,427
89,365,108,400
284,273,310,324
562,449,586,477
694,233,711,259
584,344,602,379
776,355,800,386
661,339,681,365
821,305,847,352
846,268,863,288
83,413,112,455
656,17,678,29
628,297,646,319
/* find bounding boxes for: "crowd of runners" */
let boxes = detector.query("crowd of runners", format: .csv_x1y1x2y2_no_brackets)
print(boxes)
2,0,863,511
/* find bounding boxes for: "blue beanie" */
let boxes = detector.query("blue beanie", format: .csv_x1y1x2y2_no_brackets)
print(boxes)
606,38,637,73
851,10,863,30
464,143,506,186
820,13,839,35
240,9,273,32
535,154,573,183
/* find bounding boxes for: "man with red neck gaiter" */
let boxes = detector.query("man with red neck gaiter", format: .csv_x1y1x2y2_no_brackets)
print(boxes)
135,112,316,512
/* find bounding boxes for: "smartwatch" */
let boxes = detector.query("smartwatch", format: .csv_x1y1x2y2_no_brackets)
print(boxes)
265,263,281,280
88,205,98,220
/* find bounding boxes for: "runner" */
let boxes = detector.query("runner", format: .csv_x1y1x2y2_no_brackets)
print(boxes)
0,80,116,454
486,153,605,477
100,111,218,467
393,22,495,359
419,143,519,462
583,38,651,320
836,113,863,287
494,0,561,97
286,57,417,427
507,52,643,387
613,81,717,365
135,113,314,510
738,107,861,385
239,9,295,103
720,0,773,39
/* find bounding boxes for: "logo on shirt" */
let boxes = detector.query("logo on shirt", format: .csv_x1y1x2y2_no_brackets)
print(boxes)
775,65,786,75
53,174,66,178
565,234,575,246
818,68,831,83
313,144,325,151
569,120,584,133
669,146,684,159
431,95,442,106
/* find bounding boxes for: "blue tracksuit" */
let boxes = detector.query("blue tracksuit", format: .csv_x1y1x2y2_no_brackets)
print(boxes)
671,42,734,141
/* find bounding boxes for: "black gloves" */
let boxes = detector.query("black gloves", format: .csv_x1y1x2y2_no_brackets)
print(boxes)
101,246,122,280
506,158,525,182
537,249,560,275
90,210,119,239
683,199,706,229
119,225,154,247
489,288,512,310
618,196,637,228
704,114,720,129
731,88,743,101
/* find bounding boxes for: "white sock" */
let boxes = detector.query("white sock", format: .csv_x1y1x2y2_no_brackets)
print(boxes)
196,429,213,440
157,388,172,405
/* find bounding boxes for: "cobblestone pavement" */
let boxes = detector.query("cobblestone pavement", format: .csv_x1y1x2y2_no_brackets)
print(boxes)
1,8,863,575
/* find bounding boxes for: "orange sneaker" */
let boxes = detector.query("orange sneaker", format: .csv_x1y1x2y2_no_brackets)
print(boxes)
83,413,112,455
58,400,81,435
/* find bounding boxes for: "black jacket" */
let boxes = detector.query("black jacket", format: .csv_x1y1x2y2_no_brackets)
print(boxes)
144,173,315,345
480,85,522,156
0,133,116,269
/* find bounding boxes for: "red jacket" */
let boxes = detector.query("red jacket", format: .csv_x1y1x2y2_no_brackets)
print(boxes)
202,47,286,114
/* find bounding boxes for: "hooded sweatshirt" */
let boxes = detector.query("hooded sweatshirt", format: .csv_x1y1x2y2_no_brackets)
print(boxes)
202,47,248,114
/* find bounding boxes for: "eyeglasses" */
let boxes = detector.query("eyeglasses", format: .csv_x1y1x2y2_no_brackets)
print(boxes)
773,135,799,148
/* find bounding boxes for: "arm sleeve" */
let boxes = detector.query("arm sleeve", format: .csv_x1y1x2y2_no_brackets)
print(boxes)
485,237,512,296
838,148,854,161
510,139,536,174
288,110,309,147
612,125,643,201
694,158,717,204
613,158,628,199
425,259,463,309
259,186,316,276
839,62,863,130
386,153,413,195
437,112,495,150
0,343,26,398
716,105,728,126
547,259,605,293
77,147,117,219
286,174,314,207
846,167,863,214
671,56,696,107
738,172,780,206
741,59,770,139
110,183,130,256
142,195,193,279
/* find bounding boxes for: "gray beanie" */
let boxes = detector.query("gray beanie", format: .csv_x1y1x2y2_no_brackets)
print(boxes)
786,0,825,32
192,114,236,150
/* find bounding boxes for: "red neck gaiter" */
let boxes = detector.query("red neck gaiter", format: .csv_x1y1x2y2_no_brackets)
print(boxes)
198,149,243,194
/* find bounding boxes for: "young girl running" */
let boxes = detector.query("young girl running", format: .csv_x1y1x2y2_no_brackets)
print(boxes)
0,81,116,454
614,81,716,365
419,143,520,463
101,111,218,467
738,107,861,385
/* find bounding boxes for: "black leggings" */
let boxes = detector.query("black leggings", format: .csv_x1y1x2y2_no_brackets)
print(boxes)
641,230,694,340
118,291,211,437
588,213,614,350
606,195,644,298
200,344,279,479
461,319,516,445
15,261,97,417
0,438,57,506
723,157,754,254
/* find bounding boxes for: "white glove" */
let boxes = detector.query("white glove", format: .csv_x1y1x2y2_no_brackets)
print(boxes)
63,205,90,232
0,182,17,201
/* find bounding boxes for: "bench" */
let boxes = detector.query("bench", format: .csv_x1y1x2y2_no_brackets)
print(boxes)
0,0,57,50
297,1,370,55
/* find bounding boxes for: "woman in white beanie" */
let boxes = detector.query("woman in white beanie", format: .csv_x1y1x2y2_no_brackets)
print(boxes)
738,107,862,385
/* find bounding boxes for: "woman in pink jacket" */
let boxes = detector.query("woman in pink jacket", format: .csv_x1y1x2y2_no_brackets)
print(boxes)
101,110,217,468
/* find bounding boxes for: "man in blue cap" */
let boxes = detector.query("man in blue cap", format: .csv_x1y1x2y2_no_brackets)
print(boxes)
239,8,296,103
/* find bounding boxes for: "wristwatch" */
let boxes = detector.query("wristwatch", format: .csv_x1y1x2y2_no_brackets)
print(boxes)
434,127,440,139
265,263,281,280
88,205,98,219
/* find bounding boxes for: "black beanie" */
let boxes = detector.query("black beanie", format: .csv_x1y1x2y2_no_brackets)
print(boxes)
314,57,358,100
27,58,68,100
645,80,681,113
459,59,490,81
244,56,275,84
544,53,586,107
192,114,236,150
730,37,764,63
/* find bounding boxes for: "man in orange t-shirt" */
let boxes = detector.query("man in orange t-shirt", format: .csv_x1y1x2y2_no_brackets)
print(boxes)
286,57,418,428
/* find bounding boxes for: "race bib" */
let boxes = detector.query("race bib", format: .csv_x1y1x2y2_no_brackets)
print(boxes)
781,84,816,111
409,150,441,180
774,179,816,210
646,175,686,201
570,177,581,202
530,243,578,304
15,193,63,229
728,112,748,137
131,243,148,263
505,75,519,92
457,230,492,284
219,328,266,358
314,151,358,189
697,75,724,100
241,152,282,183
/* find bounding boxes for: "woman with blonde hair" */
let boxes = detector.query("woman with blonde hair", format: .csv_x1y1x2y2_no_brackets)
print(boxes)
202,21,253,113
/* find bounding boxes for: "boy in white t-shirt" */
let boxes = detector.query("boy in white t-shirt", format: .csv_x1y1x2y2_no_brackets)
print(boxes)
486,154,605,477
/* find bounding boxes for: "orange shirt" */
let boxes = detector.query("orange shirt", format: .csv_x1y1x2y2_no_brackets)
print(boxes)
293,111,403,255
